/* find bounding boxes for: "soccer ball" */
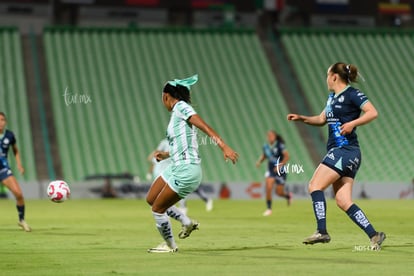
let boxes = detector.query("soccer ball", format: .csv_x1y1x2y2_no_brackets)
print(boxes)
47,180,70,203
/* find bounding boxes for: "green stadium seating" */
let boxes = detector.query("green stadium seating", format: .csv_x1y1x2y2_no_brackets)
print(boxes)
0,28,37,181
280,29,414,182
44,27,315,182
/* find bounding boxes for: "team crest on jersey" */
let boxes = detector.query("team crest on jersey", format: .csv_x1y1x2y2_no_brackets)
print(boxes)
3,138,9,144
338,95,345,103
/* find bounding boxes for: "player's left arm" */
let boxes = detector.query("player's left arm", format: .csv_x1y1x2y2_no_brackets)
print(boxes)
188,114,239,164
340,101,378,135
12,144,25,175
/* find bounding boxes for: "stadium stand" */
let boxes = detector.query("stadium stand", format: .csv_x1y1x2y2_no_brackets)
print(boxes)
280,28,414,182
43,27,315,182
0,27,37,181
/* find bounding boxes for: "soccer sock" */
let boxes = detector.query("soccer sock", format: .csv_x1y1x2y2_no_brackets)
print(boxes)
346,204,377,238
178,199,187,209
152,212,177,248
166,206,191,226
311,190,327,234
16,205,25,221
266,200,272,209
195,188,208,203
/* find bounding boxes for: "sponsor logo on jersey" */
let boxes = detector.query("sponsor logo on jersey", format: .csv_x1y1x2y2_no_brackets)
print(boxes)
327,152,335,160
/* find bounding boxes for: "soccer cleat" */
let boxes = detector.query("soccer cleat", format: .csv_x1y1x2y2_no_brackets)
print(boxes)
303,231,331,245
370,232,386,251
147,242,178,253
18,220,32,232
287,192,293,206
262,209,272,216
206,198,213,212
178,220,199,239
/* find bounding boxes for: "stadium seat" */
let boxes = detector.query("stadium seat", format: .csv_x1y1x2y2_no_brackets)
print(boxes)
44,27,315,182
0,28,37,181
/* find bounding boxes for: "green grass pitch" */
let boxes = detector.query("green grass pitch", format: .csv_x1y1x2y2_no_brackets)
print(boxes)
0,199,413,275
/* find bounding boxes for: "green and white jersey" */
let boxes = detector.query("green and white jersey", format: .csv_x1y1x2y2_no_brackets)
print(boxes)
166,101,201,165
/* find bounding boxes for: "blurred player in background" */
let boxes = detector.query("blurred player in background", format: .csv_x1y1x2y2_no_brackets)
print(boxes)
146,75,238,253
256,130,292,216
146,138,171,181
148,139,213,214
0,112,31,232
287,62,385,250
177,186,213,214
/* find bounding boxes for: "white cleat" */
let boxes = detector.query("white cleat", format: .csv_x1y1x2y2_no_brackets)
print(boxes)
147,242,178,253
262,209,272,216
18,220,32,232
178,220,199,239
206,198,213,212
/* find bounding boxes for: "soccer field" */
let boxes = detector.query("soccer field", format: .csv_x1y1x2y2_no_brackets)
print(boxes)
0,199,413,275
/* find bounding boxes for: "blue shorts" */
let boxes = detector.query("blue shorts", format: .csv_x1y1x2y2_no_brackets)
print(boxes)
321,146,361,179
0,167,13,182
161,164,203,199
265,170,287,185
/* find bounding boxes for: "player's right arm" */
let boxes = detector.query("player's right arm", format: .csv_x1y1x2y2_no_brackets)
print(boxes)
154,151,170,162
287,110,326,126
256,153,266,168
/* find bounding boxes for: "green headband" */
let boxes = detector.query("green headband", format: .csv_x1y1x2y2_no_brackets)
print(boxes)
168,74,198,90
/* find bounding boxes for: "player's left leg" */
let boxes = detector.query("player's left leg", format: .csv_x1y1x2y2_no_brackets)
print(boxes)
275,175,292,205
177,199,188,215
2,176,31,232
333,177,386,250
263,177,275,216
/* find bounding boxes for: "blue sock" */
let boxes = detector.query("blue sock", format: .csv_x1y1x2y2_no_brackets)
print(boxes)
266,200,272,209
16,205,25,221
311,190,327,234
346,204,377,238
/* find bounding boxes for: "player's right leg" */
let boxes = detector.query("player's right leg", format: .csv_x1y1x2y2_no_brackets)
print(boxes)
303,164,340,245
263,177,274,216
2,176,31,232
146,176,180,253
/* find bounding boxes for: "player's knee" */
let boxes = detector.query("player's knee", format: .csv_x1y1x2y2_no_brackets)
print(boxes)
14,191,24,201
308,183,317,193
275,186,284,196
146,196,153,206
151,204,166,214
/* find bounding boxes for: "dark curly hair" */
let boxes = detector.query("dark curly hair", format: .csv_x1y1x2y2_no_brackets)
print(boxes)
163,83,191,104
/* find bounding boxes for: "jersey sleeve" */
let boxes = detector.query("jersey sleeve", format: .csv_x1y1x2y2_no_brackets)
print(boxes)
350,89,369,108
279,142,286,152
176,101,197,120
156,139,169,152
8,131,16,145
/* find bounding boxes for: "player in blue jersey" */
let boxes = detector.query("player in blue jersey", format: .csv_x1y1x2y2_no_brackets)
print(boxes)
0,112,31,232
146,75,238,253
287,63,385,250
256,130,292,216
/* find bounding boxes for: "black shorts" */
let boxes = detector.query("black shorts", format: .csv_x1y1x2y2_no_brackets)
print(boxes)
321,146,361,179
265,170,287,185
0,166,13,182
